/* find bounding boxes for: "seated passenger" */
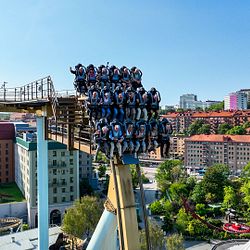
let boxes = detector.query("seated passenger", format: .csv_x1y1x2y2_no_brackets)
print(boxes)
100,88,113,121
131,67,143,91
123,121,135,155
120,66,131,89
86,64,97,88
70,65,87,94
148,120,159,152
94,125,110,161
109,122,124,160
136,89,148,121
126,88,137,121
86,91,100,122
109,66,121,91
159,118,173,158
148,87,161,119
97,66,109,89
113,91,126,122
135,122,147,157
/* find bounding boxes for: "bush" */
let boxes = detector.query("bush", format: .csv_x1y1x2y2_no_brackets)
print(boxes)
149,200,165,215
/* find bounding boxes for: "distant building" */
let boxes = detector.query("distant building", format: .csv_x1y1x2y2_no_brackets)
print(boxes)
184,134,250,175
169,135,188,159
239,89,250,102
224,92,247,110
0,123,15,183
15,133,79,228
180,94,197,109
0,112,11,120
163,110,250,134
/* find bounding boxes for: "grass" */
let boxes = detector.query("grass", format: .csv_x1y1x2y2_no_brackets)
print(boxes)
0,183,25,203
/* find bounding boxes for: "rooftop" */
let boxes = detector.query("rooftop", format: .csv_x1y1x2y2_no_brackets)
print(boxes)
0,226,62,250
186,134,250,143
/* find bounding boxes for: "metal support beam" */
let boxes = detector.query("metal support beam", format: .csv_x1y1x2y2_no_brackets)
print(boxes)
37,116,49,250
136,164,151,250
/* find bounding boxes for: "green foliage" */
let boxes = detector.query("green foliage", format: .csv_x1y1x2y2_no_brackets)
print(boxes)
217,123,233,134
202,164,230,202
197,124,211,135
130,165,149,189
191,182,206,204
0,183,25,203
149,200,165,215
195,203,206,216
97,165,107,178
188,120,205,135
155,159,185,192
62,196,103,239
206,102,224,111
169,183,188,202
166,233,185,250
176,208,191,233
222,186,237,209
187,218,212,237
140,221,165,250
241,162,250,180
226,125,246,135
22,223,29,231
79,178,93,196
241,181,250,207
243,121,250,129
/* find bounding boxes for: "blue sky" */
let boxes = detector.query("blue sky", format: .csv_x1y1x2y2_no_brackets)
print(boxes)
0,0,249,105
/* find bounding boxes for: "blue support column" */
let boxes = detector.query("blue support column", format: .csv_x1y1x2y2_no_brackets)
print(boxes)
37,116,49,250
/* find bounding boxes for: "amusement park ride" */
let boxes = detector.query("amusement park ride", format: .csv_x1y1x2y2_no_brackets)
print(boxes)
0,65,169,250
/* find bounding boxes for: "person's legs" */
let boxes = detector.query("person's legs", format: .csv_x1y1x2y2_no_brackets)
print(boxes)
110,142,115,158
136,108,141,120
116,142,122,157
123,141,128,153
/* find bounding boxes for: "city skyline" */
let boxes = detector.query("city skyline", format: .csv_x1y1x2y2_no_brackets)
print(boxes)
0,0,249,105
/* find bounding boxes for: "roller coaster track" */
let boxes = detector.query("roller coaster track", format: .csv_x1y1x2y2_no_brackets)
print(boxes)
182,197,224,232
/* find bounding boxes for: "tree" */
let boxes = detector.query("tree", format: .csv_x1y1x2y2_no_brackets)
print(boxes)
191,182,206,204
243,121,250,129
98,164,106,178
149,200,165,215
176,208,191,233
188,120,205,135
169,182,188,202
206,102,224,111
222,186,237,209
217,123,233,134
166,233,185,250
155,160,185,192
62,196,103,240
197,124,211,135
202,164,230,202
226,126,246,135
240,181,250,208
130,165,149,189
140,221,165,250
79,179,93,196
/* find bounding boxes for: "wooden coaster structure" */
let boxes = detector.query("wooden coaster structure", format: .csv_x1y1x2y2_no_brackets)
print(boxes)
0,76,152,250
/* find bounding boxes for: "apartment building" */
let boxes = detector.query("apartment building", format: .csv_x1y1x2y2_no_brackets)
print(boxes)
15,133,79,228
163,110,250,134
184,134,250,175
0,123,15,183
169,135,188,159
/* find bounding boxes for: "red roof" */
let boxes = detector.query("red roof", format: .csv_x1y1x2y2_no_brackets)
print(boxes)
186,134,250,143
0,123,15,140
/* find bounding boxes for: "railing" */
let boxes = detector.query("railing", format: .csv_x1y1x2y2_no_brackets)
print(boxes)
0,76,54,103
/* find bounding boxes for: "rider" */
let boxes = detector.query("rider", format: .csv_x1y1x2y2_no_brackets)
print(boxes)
109,66,121,91
134,122,147,157
97,65,109,90
131,67,143,91
148,87,161,119
159,118,173,158
109,121,124,160
122,121,135,155
148,120,159,152
70,65,87,94
86,90,100,122
100,87,113,121
86,64,97,89
126,87,137,121
94,123,110,161
113,90,126,122
120,66,131,90
136,88,148,121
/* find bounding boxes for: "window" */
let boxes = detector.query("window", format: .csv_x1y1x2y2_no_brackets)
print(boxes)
53,187,57,194
70,151,74,156
70,195,74,201
70,177,73,183
53,160,57,166
62,179,66,185
53,169,57,175
53,178,57,184
62,197,66,202
70,159,74,165
53,151,57,157
70,186,73,192
62,188,66,193
70,168,73,174
62,170,65,175
53,197,57,203
61,152,65,157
